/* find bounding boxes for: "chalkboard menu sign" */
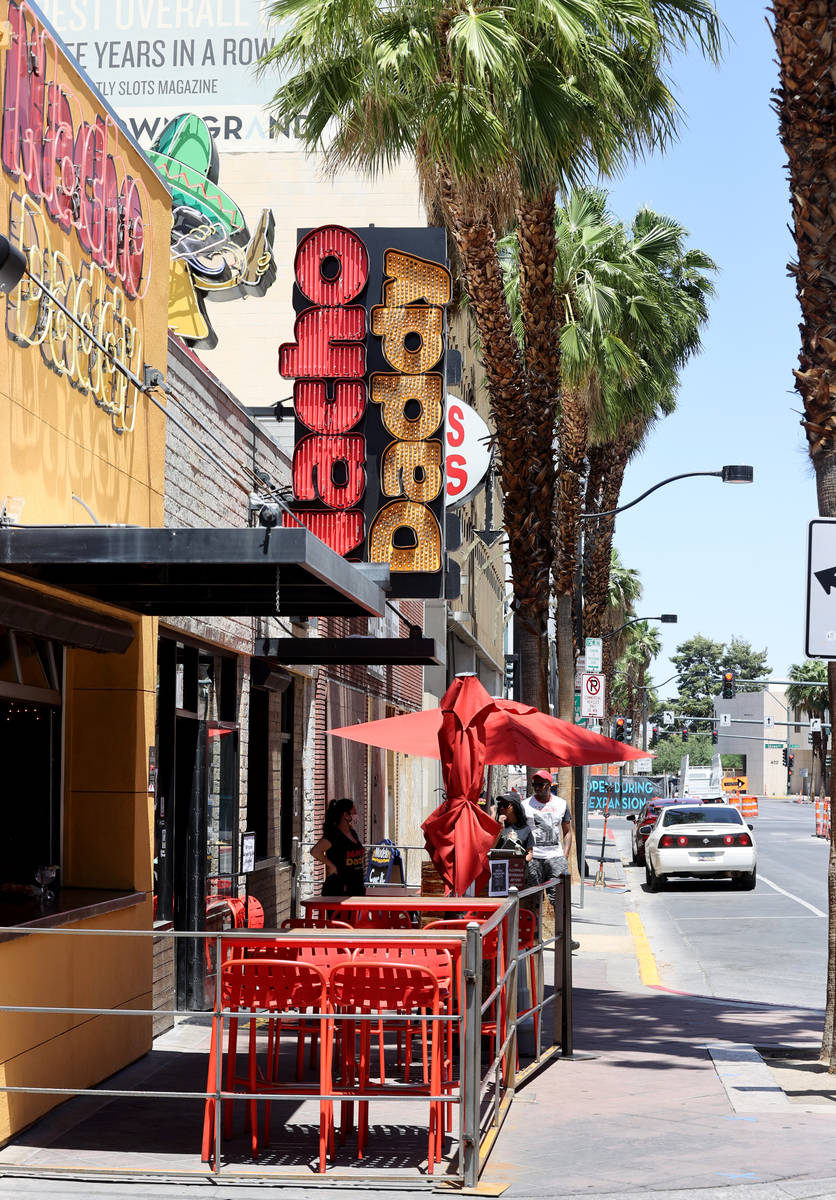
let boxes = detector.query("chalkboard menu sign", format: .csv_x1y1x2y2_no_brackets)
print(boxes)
486,848,526,895
366,840,405,886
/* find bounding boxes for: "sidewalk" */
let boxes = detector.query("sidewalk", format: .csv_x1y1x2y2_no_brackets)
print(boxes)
1,839,835,1200
481,828,836,1200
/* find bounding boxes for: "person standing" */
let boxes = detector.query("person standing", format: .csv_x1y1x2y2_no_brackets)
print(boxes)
495,795,535,866
311,798,366,896
522,770,572,905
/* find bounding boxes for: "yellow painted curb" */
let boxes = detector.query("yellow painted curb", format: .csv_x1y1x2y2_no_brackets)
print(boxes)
626,911,661,987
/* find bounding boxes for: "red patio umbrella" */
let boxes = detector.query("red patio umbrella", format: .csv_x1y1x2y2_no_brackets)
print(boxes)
329,674,649,895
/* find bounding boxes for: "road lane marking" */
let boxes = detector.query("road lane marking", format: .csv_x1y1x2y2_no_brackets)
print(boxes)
625,911,660,986
675,914,819,919
758,874,826,917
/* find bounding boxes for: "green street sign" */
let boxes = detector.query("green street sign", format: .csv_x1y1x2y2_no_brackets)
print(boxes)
765,742,783,749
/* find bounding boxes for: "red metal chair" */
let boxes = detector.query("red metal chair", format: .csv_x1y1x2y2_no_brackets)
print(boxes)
329,960,444,1173
424,918,506,1066
343,908,413,930
201,958,333,1172
516,909,541,1052
350,942,458,1133
281,916,354,930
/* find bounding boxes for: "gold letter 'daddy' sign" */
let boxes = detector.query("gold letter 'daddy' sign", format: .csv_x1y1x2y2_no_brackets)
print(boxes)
279,226,451,598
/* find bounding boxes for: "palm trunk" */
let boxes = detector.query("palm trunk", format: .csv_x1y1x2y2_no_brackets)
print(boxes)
583,439,628,642
516,193,562,720
771,4,836,1066
435,170,550,706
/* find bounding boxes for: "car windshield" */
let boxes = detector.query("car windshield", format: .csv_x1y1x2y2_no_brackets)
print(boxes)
662,807,744,827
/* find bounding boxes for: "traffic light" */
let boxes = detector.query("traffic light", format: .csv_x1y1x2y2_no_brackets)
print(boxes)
624,718,633,743
721,670,736,699
614,717,625,741
782,747,788,767
504,654,517,698
711,729,718,745
788,752,794,777
681,726,689,743
650,725,659,748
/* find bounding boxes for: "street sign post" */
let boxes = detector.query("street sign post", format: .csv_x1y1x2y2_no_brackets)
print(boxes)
585,637,603,673
580,672,606,719
574,656,586,692
806,519,836,657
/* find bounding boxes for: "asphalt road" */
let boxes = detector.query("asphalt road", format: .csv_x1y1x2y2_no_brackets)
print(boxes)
609,798,829,1011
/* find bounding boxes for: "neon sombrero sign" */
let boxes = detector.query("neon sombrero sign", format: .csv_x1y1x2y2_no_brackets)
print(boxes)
279,225,451,598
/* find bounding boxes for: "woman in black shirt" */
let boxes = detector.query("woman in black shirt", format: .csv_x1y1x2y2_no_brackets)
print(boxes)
311,798,366,896
495,795,535,863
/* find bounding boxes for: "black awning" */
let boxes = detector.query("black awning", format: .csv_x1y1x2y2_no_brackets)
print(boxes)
0,577,135,653
254,635,443,666
0,526,387,619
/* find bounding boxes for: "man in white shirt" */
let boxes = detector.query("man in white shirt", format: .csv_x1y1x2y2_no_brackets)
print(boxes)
522,770,572,907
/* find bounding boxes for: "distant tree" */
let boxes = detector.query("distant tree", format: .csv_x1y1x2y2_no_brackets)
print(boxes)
722,637,771,691
669,635,724,719
669,634,771,719
787,660,829,797
651,731,713,773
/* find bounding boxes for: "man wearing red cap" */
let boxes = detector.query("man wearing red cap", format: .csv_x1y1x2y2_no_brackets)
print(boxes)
522,770,572,909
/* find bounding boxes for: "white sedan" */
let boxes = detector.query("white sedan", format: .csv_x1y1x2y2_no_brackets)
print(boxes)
644,803,757,891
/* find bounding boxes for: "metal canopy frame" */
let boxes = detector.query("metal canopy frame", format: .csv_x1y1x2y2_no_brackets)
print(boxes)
254,635,443,666
0,526,388,619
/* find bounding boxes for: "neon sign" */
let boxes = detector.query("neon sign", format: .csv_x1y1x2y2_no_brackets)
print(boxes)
0,0,154,433
148,113,275,350
279,225,451,596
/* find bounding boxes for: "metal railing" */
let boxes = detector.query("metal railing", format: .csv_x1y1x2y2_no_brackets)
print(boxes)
0,878,571,1186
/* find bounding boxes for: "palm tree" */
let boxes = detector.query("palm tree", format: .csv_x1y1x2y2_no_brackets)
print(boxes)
623,620,662,742
582,210,716,654
786,660,829,799
771,4,836,1069
604,547,642,702
260,0,722,711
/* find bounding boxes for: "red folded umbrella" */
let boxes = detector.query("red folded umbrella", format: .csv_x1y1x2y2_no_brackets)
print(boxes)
422,675,501,895
329,674,650,895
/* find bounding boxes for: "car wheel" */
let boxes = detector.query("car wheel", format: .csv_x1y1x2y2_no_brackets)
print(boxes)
738,868,756,891
645,862,662,892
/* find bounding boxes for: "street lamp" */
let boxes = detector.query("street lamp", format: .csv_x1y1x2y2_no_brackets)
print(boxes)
581,465,754,521
603,614,678,639
569,466,753,870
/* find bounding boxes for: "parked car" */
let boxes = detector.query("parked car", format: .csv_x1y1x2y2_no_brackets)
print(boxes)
644,803,756,892
627,799,685,864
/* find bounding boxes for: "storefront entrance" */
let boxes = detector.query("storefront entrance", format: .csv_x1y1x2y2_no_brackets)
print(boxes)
155,637,239,1010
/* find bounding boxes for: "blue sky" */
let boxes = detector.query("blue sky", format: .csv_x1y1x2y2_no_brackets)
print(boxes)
600,0,807,698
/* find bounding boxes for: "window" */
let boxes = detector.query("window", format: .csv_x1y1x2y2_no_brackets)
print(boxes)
662,807,743,827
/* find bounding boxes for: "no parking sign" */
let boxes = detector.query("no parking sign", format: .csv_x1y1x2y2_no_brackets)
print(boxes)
580,673,606,718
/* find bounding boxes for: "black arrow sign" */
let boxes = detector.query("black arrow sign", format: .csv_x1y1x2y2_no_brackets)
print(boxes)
724,777,745,789
815,566,836,594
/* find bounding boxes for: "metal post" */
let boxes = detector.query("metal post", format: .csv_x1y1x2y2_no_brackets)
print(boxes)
213,931,223,1173
579,768,588,910
290,835,299,918
462,922,482,1189
559,877,574,1056
504,889,519,1088
642,686,649,752
535,902,544,1063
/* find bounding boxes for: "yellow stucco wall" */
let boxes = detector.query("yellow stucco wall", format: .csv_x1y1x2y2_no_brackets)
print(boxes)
0,0,170,1143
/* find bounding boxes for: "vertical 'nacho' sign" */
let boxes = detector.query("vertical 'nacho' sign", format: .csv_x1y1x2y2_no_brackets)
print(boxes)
279,226,451,598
